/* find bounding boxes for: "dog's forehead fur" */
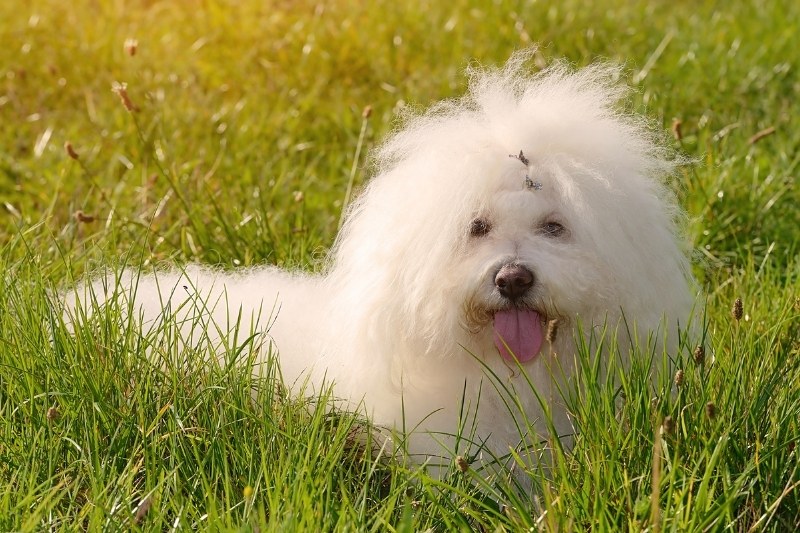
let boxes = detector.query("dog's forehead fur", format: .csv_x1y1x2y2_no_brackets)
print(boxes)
373,52,676,213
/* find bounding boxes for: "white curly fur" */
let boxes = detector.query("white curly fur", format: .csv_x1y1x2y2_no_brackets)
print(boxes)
66,51,697,469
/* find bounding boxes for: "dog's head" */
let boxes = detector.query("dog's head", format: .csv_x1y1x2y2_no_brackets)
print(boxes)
326,51,696,365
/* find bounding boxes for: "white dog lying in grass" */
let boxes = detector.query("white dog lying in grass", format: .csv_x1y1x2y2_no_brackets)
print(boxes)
66,51,696,473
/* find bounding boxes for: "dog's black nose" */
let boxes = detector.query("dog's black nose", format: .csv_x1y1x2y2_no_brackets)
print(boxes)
495,264,534,299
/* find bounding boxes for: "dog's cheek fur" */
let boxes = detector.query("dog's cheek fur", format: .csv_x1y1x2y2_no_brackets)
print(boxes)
565,165,695,336
323,171,475,370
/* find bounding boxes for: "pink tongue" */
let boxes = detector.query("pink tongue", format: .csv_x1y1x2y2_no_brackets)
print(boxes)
493,309,543,363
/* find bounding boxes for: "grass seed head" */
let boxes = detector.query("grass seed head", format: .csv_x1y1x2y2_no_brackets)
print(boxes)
693,345,705,365
124,38,138,56
747,126,776,145
705,401,716,420
674,369,684,387
671,118,683,141
732,298,743,321
546,319,559,343
134,496,152,524
455,455,469,473
662,415,675,434
74,210,95,223
111,81,137,112
64,141,79,159
46,406,59,421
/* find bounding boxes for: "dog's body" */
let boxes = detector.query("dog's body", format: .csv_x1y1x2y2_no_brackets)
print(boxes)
67,53,696,468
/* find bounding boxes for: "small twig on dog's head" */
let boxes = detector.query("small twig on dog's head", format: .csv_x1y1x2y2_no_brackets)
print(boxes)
509,151,542,190
509,150,530,166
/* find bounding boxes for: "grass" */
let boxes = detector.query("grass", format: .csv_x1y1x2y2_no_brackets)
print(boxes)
1,0,799,530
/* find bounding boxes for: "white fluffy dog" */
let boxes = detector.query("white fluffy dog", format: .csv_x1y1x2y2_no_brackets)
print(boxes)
67,52,696,471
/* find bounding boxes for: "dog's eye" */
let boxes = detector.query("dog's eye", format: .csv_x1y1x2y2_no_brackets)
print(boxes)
540,221,566,238
469,218,491,237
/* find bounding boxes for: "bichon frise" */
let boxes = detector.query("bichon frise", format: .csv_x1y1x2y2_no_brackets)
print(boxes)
66,51,696,471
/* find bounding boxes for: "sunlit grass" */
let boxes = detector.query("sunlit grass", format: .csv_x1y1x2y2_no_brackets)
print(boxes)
1,0,798,530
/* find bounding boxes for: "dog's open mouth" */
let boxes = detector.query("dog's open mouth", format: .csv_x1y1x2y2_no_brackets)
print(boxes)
493,308,544,363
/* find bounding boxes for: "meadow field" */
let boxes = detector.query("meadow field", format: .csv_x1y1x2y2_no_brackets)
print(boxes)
1,0,798,530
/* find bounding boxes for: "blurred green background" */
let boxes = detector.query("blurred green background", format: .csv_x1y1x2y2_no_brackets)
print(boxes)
2,0,797,277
